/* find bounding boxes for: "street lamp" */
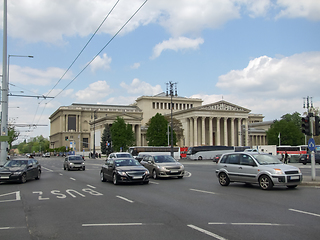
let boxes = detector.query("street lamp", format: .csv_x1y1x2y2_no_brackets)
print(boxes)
166,82,177,157
92,110,97,159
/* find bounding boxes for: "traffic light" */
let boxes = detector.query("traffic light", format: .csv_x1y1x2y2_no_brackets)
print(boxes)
301,116,311,136
65,136,69,141
315,116,320,136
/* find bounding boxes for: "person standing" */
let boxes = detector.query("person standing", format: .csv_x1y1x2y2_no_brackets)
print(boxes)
284,152,288,164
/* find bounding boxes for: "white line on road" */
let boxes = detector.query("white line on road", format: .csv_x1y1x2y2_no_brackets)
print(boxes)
289,208,320,218
70,177,76,181
208,222,292,226
87,185,96,188
190,189,217,195
149,181,159,184
187,225,227,240
116,195,134,203
41,166,54,172
0,191,21,203
0,226,26,230
83,223,143,227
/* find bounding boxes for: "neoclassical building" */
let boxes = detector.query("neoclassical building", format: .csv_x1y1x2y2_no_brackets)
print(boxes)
49,93,270,152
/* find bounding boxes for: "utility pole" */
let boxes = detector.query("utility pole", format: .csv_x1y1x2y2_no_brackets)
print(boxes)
166,82,177,158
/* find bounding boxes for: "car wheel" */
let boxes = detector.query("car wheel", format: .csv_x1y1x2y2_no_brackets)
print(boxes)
303,162,306,165
63,165,66,170
143,180,149,184
100,172,106,182
178,176,183,179
198,156,202,160
20,173,27,183
218,172,230,186
113,174,118,185
287,185,298,189
67,166,70,171
35,170,41,180
152,170,158,179
82,166,85,171
259,175,273,190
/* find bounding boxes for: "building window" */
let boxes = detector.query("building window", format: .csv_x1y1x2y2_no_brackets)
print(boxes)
157,102,159,109
68,115,76,131
161,102,163,109
190,104,193,108
83,138,88,148
152,102,155,109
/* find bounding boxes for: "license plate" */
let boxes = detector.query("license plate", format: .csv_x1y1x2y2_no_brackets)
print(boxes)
290,176,299,180
132,176,142,179
0,176,9,179
170,171,178,173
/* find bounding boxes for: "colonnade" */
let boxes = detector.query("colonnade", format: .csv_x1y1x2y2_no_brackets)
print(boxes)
184,116,249,147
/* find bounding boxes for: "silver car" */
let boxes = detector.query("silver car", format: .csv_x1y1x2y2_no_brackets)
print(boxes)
216,152,302,190
140,154,184,179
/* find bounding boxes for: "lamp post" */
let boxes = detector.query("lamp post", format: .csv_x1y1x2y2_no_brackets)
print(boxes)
166,82,177,157
92,110,97,159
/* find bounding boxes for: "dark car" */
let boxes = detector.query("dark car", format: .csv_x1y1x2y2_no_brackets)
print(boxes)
299,153,320,165
100,158,149,185
140,154,184,179
0,158,41,183
213,154,222,163
63,155,85,171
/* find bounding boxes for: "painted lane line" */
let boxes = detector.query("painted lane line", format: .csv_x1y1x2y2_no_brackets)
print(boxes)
289,208,320,218
149,181,159,184
41,166,54,172
87,185,96,189
0,191,21,203
187,225,227,240
70,177,76,181
190,189,217,195
208,222,292,226
59,173,63,176
83,223,143,227
116,195,134,203
0,226,26,230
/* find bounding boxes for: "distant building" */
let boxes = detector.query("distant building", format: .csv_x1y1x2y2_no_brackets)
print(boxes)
49,93,270,152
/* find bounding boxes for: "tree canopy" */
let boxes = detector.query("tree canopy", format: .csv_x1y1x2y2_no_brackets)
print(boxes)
100,124,112,155
110,117,135,152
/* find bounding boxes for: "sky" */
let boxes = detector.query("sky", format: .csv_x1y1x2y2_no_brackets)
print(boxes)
0,0,319,144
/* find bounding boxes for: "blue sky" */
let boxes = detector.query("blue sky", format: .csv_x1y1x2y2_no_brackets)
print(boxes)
1,0,320,143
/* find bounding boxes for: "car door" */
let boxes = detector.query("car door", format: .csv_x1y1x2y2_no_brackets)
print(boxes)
142,156,154,173
27,159,36,179
223,154,241,182
238,154,259,183
105,160,114,180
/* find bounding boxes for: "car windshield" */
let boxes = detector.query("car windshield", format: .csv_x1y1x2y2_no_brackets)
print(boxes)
4,160,28,167
254,154,282,165
115,159,140,166
154,155,176,163
116,153,132,158
68,156,83,161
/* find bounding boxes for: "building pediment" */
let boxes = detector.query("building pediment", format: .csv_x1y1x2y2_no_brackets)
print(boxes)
196,100,251,113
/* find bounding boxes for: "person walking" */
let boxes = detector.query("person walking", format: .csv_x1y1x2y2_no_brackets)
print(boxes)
284,152,288,164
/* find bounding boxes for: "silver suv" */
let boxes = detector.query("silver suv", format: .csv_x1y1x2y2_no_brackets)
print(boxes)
216,152,302,190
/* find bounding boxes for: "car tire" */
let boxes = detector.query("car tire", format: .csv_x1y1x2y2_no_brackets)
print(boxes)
113,173,118,185
218,172,230,186
287,185,298,189
143,181,149,184
100,172,106,182
198,156,202,160
63,165,66,170
82,166,85,171
178,176,183,179
35,170,41,180
259,175,273,190
67,166,70,171
20,173,27,183
152,169,158,179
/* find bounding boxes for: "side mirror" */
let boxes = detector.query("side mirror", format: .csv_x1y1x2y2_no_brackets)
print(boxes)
28,164,33,168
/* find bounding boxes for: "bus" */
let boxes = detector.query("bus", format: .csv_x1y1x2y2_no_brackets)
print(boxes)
186,145,235,161
276,146,306,155
129,146,181,159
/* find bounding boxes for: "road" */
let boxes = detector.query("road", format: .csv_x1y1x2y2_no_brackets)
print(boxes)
0,157,320,240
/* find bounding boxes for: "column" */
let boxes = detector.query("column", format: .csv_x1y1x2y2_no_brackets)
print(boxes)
238,118,242,146
224,117,228,146
185,119,190,147
190,117,194,147
201,117,205,145
216,117,221,146
209,117,213,145
245,119,249,146
137,124,141,146
193,117,198,146
65,114,68,132
231,118,235,146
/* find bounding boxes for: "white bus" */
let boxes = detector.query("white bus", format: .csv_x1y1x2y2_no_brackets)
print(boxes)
186,145,235,160
129,146,181,159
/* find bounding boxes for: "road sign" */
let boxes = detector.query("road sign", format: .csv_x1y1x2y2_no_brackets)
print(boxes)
308,138,316,151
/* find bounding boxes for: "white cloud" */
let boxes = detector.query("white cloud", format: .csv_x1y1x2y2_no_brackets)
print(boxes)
90,53,112,72
276,0,320,20
120,78,162,95
75,81,112,102
130,62,141,69
151,37,204,59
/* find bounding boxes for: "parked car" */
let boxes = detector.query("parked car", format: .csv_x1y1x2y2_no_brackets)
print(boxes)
63,155,85,171
140,154,184,179
42,152,50,157
107,152,133,160
100,158,149,185
0,158,41,183
216,152,302,190
299,153,320,165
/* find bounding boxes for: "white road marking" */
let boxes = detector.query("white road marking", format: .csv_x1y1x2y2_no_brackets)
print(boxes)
41,166,53,172
208,222,292,226
83,223,143,227
289,208,320,218
59,173,63,176
149,181,159,184
87,185,96,189
0,226,25,230
188,225,227,240
116,195,134,203
0,191,21,203
190,189,217,195
70,177,76,181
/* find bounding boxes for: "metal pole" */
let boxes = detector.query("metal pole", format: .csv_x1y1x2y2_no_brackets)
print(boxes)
93,111,96,159
0,0,8,165
170,89,173,157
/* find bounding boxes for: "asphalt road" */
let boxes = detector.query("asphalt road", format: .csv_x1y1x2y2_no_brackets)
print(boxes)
1,157,320,240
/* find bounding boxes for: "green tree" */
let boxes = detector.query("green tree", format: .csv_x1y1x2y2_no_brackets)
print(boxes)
100,124,112,155
8,125,19,150
266,113,304,146
110,117,135,152
146,113,176,146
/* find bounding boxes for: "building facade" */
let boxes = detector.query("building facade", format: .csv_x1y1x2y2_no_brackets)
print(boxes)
49,93,270,152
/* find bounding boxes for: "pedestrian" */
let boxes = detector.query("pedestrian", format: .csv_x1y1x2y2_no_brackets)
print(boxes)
281,153,284,162
284,152,288,164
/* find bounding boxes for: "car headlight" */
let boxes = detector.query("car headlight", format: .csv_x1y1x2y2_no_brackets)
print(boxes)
69,162,74,165
117,171,127,176
13,171,22,175
145,170,149,175
157,166,166,171
82,162,85,165
273,168,283,174
180,165,184,170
